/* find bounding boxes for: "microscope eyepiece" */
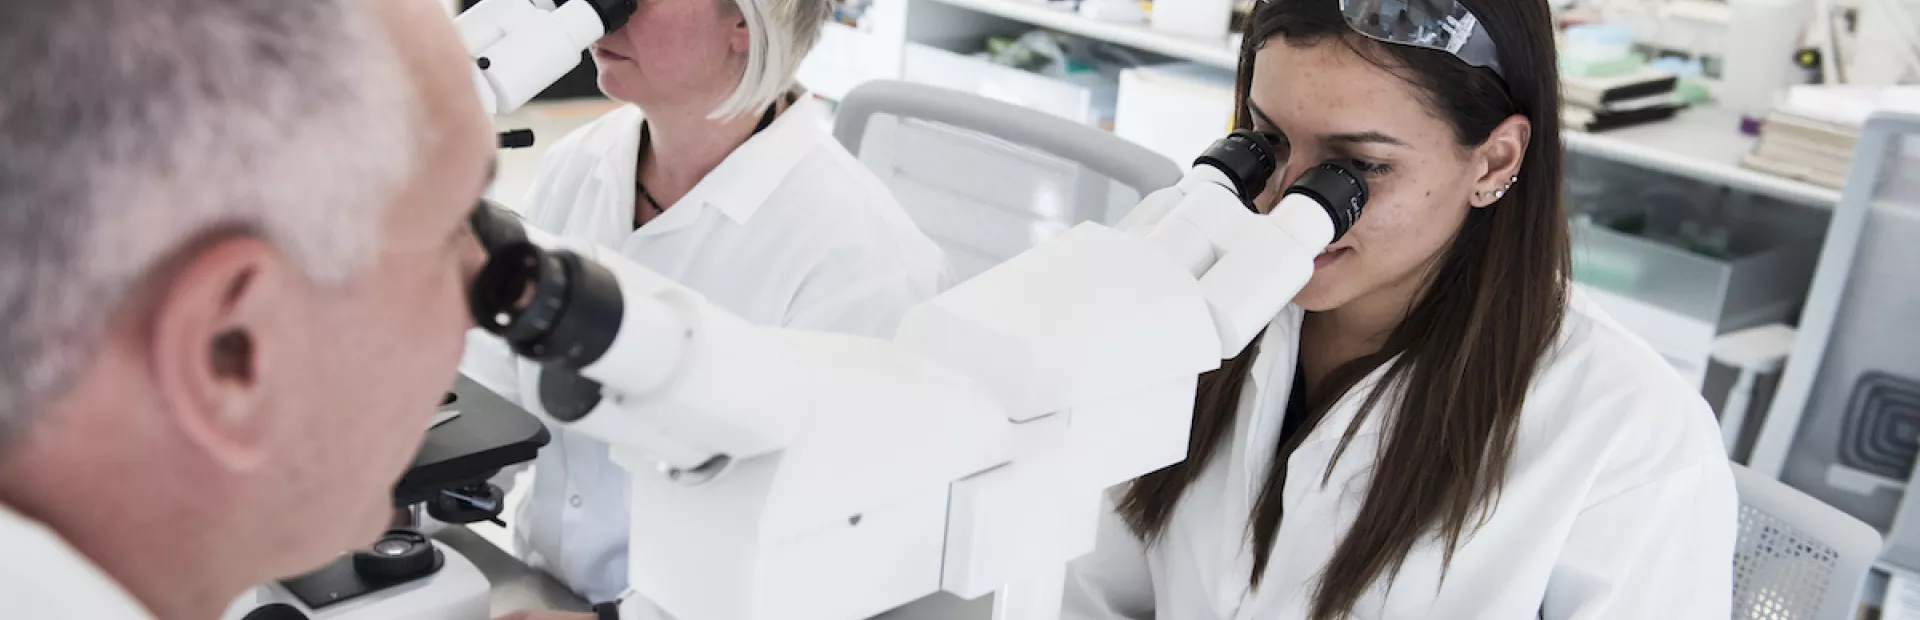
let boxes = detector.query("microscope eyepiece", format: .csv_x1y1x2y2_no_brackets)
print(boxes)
470,243,563,343
579,0,639,32
1193,130,1280,208
1284,160,1368,243
469,242,625,371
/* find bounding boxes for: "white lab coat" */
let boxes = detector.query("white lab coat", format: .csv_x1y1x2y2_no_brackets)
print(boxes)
1063,292,1738,619
0,503,156,619
460,95,949,604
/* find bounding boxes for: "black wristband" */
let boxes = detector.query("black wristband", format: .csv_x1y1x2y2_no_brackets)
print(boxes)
593,601,620,620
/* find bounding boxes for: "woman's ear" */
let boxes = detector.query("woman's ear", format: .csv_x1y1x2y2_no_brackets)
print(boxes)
730,9,752,54
1470,115,1531,208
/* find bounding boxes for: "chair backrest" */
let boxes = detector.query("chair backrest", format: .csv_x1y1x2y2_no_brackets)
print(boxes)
1745,113,1920,529
833,80,1182,282
1732,462,1884,619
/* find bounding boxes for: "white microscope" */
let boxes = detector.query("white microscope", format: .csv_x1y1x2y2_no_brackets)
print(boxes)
224,0,1369,618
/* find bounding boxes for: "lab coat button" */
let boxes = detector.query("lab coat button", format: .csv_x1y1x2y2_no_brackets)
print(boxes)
569,495,583,508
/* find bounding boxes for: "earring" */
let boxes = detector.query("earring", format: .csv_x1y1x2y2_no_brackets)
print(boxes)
1491,174,1517,201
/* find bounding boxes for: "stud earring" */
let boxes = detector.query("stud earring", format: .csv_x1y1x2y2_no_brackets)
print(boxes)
1490,174,1517,201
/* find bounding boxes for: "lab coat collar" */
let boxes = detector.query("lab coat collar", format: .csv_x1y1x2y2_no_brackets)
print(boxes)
677,94,827,225
589,94,824,234
0,502,154,619
1243,306,1392,449
1237,307,1393,518
1247,306,1305,393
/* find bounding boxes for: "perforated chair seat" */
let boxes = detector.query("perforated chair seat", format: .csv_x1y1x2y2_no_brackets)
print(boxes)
1732,463,1882,619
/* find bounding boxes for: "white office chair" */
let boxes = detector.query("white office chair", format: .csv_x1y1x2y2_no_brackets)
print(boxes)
832,80,1182,282
1732,463,1884,619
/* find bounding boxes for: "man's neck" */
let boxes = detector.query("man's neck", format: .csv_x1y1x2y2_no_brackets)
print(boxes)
637,98,776,211
0,432,246,620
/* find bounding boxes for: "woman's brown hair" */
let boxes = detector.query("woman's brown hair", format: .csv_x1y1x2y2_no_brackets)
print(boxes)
1117,0,1572,617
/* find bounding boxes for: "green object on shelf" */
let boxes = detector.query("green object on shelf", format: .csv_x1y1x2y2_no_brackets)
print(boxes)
1571,252,1643,291
986,36,1050,72
1673,79,1711,105
1561,52,1645,78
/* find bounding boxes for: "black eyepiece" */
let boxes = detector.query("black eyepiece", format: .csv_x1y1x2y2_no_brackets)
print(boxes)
467,243,624,370
470,243,556,343
581,0,638,32
1194,130,1280,207
1284,160,1368,243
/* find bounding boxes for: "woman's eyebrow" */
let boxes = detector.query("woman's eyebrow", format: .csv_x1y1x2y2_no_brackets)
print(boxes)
1325,131,1408,147
1249,102,1405,147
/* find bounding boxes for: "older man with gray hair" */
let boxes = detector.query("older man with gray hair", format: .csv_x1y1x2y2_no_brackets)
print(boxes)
0,0,494,617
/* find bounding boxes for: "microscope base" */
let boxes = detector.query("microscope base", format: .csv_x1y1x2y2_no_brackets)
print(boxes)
221,541,490,620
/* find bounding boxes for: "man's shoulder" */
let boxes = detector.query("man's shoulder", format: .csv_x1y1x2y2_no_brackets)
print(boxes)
0,505,154,619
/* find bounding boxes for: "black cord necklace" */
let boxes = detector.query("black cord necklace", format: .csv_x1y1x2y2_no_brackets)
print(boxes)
633,94,795,229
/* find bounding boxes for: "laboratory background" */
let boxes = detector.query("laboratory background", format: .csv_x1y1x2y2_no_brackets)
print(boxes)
362,0,1914,617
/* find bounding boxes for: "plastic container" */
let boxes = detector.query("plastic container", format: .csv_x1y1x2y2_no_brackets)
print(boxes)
1568,153,1825,328
1566,153,1827,381
1151,0,1233,40
1564,24,1636,64
1722,0,1814,118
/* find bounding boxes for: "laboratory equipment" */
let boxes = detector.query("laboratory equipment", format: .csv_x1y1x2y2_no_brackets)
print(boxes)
222,377,551,620
465,131,1363,619
456,0,635,116
247,0,1368,616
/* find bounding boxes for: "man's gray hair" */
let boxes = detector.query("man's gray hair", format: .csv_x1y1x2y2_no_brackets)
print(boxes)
0,0,418,443
711,0,834,119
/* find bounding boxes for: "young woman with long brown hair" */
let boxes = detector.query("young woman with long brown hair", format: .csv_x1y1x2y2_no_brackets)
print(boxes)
1063,0,1738,617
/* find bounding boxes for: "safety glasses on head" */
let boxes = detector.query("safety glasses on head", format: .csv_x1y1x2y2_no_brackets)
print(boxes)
1334,0,1505,81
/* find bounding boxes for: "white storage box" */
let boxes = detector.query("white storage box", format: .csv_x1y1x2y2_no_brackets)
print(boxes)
1151,0,1233,40
1116,62,1236,165
798,22,902,102
902,42,1097,124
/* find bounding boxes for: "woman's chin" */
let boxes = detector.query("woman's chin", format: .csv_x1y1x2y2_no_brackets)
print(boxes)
595,72,644,104
1291,280,1350,313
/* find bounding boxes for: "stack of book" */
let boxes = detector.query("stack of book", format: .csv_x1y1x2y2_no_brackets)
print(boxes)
1561,67,1686,132
1740,110,1859,189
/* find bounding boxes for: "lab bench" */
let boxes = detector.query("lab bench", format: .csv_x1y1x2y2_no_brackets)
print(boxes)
432,525,999,618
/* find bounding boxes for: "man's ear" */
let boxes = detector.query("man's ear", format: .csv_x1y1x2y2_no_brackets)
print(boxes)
146,237,293,473
1470,114,1531,208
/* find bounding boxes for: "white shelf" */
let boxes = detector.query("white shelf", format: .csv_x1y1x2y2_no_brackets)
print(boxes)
1565,105,1845,208
918,0,1239,70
